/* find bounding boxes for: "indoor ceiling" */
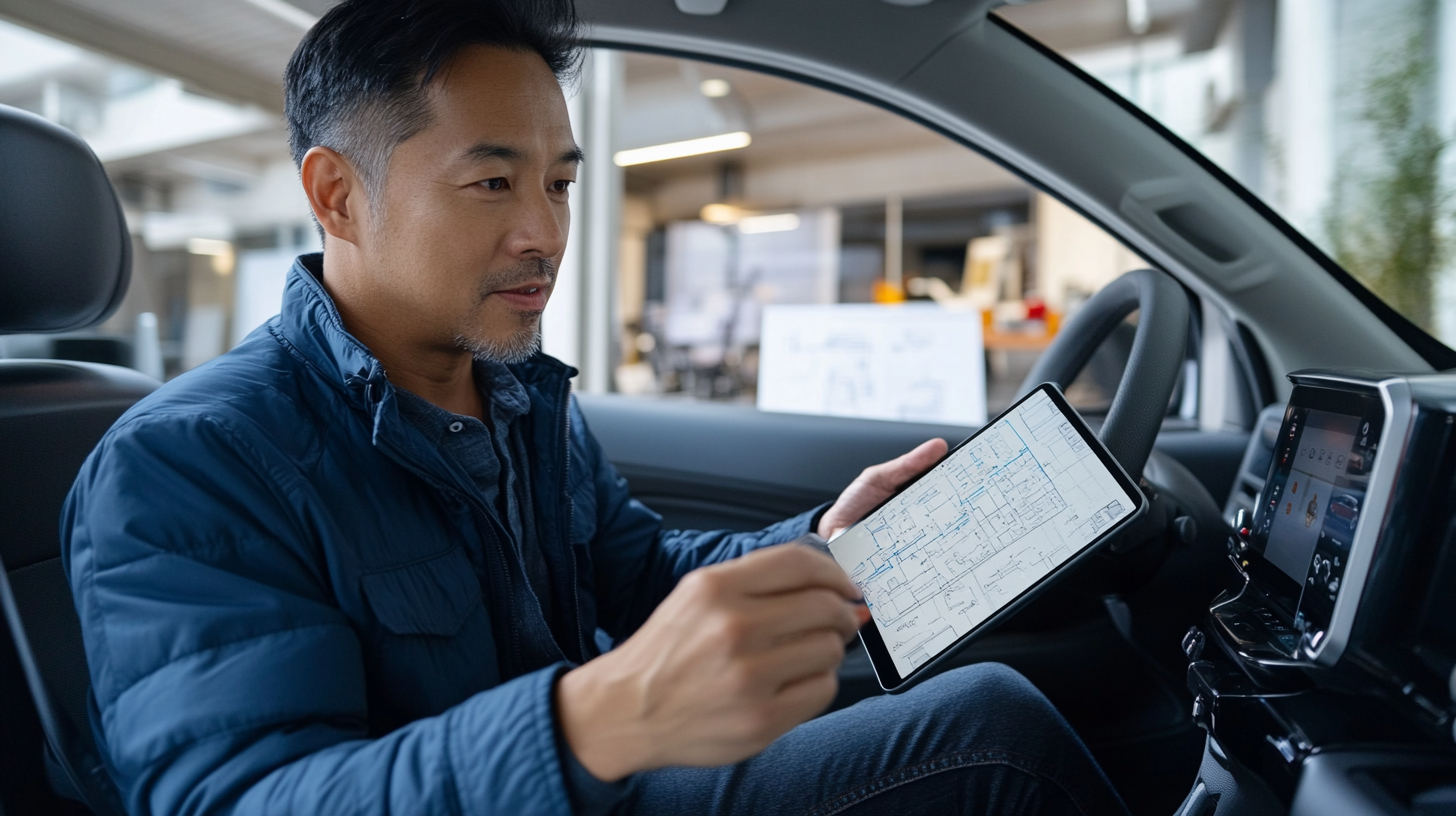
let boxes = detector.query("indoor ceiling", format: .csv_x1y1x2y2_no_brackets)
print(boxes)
620,53,951,183
0,0,318,110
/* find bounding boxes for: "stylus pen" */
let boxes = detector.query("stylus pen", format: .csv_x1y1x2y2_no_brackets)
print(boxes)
795,533,869,608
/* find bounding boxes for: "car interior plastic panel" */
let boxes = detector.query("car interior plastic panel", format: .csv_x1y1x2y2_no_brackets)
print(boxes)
1290,748,1456,816
0,102,155,816
576,392,978,530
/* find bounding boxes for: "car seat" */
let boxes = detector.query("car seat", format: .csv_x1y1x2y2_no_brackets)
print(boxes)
0,103,158,816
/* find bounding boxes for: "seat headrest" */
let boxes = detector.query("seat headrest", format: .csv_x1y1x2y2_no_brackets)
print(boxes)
0,104,130,334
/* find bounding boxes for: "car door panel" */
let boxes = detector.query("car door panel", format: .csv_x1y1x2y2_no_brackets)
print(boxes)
578,394,1251,533
578,394,979,531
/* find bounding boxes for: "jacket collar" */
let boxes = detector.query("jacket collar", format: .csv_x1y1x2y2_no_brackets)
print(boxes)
275,253,578,410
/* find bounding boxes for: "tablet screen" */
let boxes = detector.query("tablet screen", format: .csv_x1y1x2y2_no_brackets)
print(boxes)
829,385,1141,685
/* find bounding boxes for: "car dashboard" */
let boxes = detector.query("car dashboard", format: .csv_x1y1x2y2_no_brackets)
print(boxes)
1185,370,1456,815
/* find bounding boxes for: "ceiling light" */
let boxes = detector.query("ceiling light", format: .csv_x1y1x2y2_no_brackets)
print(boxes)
614,131,751,167
700,79,732,98
738,213,801,234
188,237,235,276
187,237,232,256
701,203,749,224
243,0,318,29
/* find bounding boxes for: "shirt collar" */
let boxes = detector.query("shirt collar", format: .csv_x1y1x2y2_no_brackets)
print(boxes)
393,360,531,445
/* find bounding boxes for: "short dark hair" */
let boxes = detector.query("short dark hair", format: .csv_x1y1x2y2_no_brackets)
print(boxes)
284,0,582,214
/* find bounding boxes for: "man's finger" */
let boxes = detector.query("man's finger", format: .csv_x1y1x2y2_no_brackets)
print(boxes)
766,666,840,722
721,544,861,601
738,588,864,645
752,630,847,692
869,438,947,489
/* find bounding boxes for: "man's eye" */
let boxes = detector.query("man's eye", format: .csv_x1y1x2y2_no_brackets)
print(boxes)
552,180,574,193
481,178,507,191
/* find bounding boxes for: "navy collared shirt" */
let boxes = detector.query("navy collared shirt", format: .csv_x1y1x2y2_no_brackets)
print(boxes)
394,361,551,616
394,362,626,813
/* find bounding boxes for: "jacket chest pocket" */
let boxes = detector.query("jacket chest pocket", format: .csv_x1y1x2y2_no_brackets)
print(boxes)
359,546,497,723
360,545,483,636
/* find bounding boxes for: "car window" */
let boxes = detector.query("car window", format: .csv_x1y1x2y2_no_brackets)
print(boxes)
997,0,1456,350
598,50,1171,425
0,19,1193,427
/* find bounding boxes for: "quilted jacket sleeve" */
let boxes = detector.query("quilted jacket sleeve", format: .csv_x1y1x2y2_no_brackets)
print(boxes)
63,412,575,816
567,399,827,641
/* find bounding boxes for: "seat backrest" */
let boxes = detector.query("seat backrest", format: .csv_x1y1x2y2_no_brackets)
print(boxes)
0,103,158,816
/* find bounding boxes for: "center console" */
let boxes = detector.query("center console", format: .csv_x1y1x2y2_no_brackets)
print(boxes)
1177,371,1456,816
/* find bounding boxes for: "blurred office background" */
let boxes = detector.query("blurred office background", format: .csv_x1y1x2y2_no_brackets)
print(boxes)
0,0,1450,424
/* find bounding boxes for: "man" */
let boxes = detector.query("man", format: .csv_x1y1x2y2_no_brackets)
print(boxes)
63,1,1128,814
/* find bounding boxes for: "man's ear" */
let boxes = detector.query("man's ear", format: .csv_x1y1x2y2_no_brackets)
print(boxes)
300,146,369,246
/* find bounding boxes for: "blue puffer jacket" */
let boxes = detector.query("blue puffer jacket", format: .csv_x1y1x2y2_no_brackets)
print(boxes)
62,254,818,816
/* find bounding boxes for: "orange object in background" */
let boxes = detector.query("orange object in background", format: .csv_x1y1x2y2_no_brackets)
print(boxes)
872,280,906,303
980,300,1061,352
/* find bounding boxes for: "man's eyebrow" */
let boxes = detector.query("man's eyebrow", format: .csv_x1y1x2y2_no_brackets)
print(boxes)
461,142,522,163
459,143,585,165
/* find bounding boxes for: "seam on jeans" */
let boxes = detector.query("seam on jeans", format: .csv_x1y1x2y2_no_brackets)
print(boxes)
804,748,1093,816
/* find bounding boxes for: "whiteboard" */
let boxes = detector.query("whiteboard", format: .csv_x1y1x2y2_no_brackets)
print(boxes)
757,304,986,426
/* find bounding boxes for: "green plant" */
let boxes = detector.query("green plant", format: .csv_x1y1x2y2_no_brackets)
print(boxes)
1327,0,1448,332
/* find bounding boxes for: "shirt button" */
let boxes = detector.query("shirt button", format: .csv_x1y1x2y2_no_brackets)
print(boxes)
448,421,464,433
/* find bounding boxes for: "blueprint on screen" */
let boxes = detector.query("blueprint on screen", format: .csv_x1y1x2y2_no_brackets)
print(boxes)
830,390,1133,677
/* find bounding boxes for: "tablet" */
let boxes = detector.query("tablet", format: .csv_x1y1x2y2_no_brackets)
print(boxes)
828,383,1146,691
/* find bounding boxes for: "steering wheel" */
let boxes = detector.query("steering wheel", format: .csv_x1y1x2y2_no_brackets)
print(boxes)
1017,268,1190,480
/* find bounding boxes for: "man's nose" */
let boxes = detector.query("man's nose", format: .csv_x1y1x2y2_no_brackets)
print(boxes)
504,185,568,260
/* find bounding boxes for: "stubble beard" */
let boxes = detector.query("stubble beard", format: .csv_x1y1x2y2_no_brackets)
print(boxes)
453,257,554,365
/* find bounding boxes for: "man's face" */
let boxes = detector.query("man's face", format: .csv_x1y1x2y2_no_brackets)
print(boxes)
361,46,578,362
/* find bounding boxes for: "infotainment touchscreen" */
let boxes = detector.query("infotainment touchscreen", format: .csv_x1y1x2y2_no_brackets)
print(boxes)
829,384,1145,690
1248,386,1385,637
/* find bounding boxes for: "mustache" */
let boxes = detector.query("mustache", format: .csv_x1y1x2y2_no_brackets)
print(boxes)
476,258,557,304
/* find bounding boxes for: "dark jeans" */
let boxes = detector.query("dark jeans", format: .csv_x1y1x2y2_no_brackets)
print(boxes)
617,663,1128,816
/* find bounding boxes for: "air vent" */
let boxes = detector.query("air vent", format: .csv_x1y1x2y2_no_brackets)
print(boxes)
1222,404,1284,525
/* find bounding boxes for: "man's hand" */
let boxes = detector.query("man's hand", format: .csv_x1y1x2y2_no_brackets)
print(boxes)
817,438,948,539
556,545,868,781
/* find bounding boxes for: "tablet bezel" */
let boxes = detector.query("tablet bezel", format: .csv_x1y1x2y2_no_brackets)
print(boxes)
839,382,1148,692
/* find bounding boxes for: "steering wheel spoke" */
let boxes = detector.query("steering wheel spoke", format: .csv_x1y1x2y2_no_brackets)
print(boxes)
1016,268,1190,480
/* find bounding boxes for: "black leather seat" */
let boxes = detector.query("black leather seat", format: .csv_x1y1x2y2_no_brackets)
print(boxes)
0,103,158,816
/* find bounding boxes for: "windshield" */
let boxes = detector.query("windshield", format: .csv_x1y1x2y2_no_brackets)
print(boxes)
998,0,1456,349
